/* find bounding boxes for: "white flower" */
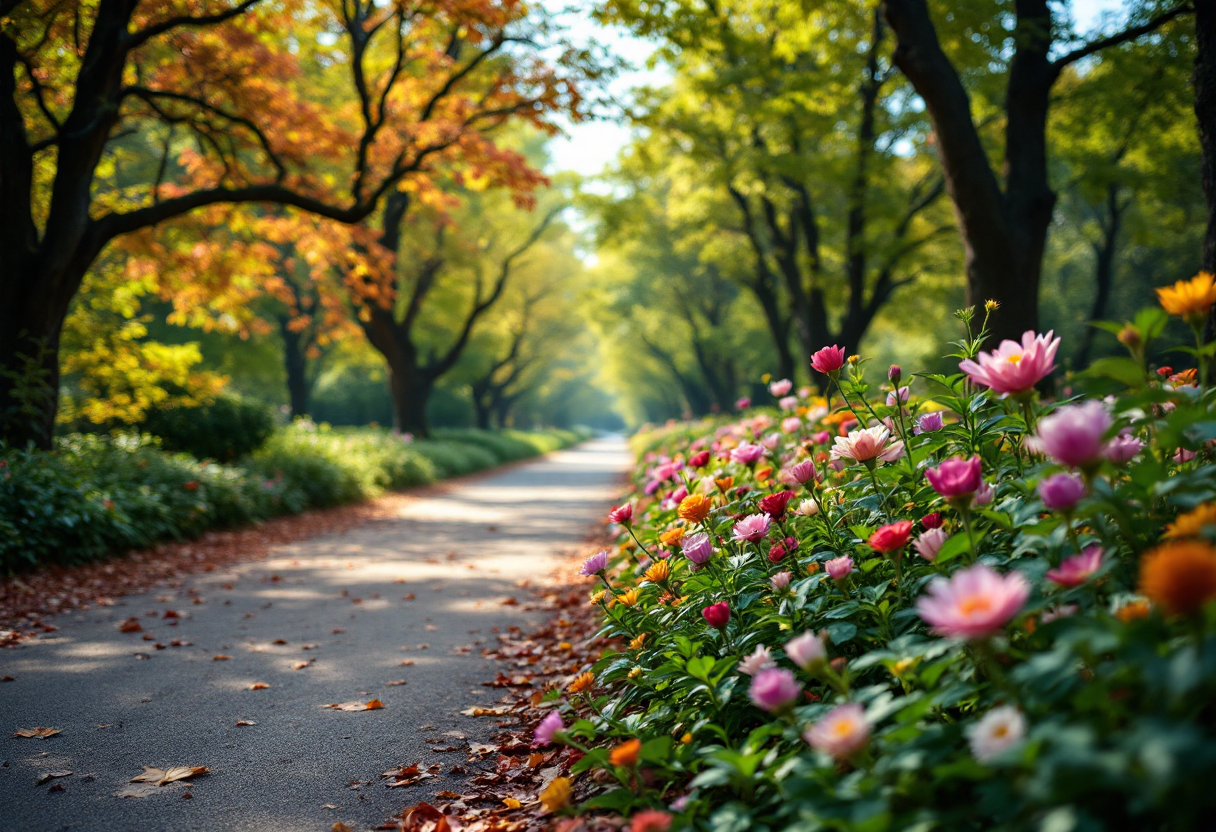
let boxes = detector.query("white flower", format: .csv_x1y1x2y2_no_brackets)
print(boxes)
967,705,1027,763
794,498,820,517
785,630,827,671
738,645,776,676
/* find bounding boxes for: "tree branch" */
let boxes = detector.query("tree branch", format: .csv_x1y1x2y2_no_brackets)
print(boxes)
1052,3,1192,69
125,0,263,50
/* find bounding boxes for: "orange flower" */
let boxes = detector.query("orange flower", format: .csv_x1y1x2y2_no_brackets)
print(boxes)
678,494,712,523
1115,599,1151,623
539,776,572,813
643,560,670,584
714,476,734,493
1157,272,1216,321
628,632,648,650
755,465,773,482
589,590,606,605
609,738,642,766
1164,503,1216,539
1170,368,1199,387
1139,540,1216,616
568,671,596,694
659,526,686,546
617,588,640,606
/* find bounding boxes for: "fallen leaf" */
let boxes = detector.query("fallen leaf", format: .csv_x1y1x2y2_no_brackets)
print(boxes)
469,742,497,755
460,706,511,717
402,593,415,600
301,643,320,650
323,700,384,711
292,659,315,670
383,762,435,787
169,639,191,647
212,655,231,661
331,628,345,634
249,682,270,690
332,823,353,832
399,659,415,666
501,597,518,606
272,639,287,645
322,803,339,809
385,680,407,686
35,770,72,786
503,797,522,809
14,727,61,739
1,675,14,682
48,782,66,793
130,765,209,786
235,720,256,727
118,618,142,633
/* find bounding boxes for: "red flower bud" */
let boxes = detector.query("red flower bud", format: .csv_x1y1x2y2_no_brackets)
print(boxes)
701,602,730,629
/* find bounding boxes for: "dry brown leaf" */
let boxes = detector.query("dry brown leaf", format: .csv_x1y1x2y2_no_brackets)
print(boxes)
385,680,407,686
235,720,256,726
35,770,72,786
212,654,231,661
460,706,511,717
322,803,339,810
130,765,209,786
301,643,320,650
118,618,142,633
1,675,14,682
323,700,384,712
249,682,270,690
399,659,415,666
272,639,287,645
332,823,353,832
469,742,496,755
14,727,61,739
292,659,315,670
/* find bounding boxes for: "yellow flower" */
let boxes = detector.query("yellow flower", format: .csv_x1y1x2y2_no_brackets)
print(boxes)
629,632,648,650
539,777,572,813
627,666,643,679
659,527,686,546
568,671,596,694
502,797,522,809
891,657,919,679
609,738,642,767
1157,272,1216,321
1139,540,1216,616
617,587,640,606
680,732,693,745
589,590,606,605
643,560,670,584
985,299,1000,313
678,493,712,523
1164,503,1216,539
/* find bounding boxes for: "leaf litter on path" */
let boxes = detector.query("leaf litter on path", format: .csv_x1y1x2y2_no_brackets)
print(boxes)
323,699,384,711
14,727,61,739
115,765,209,798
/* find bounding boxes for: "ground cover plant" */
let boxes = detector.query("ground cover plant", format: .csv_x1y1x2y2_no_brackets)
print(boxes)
0,424,586,572
527,276,1216,830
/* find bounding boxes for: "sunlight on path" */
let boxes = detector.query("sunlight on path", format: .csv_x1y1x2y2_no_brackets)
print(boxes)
0,437,630,832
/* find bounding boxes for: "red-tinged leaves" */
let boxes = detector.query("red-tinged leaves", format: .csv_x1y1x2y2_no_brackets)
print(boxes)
119,618,142,633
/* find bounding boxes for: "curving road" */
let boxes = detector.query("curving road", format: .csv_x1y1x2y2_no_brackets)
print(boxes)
0,436,629,832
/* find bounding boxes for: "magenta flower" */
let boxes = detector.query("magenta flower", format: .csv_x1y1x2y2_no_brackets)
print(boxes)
1046,545,1103,588
886,386,910,407
1104,431,1144,465
810,344,847,375
680,532,714,564
783,459,818,485
1174,448,1197,464
738,645,776,676
732,513,772,543
607,503,633,525
813,430,832,445
702,601,730,629
1037,472,1086,511
747,667,803,712
916,411,945,434
735,397,752,410
730,442,766,465
785,630,827,671
916,564,1030,640
804,703,870,760
1035,401,1112,468
925,455,983,500
825,555,853,582
973,481,994,506
580,550,610,576
830,426,905,464
532,710,565,748
913,528,950,562
959,330,1061,395
769,378,793,397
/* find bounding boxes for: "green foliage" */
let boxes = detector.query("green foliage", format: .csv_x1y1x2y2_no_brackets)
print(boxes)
141,395,277,461
1,425,586,572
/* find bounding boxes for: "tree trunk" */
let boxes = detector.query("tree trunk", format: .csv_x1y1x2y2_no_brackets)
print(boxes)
388,363,432,436
278,317,312,419
1075,185,1123,366
0,306,62,449
1197,0,1216,340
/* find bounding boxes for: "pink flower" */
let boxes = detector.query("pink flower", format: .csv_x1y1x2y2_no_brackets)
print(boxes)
688,450,711,468
968,705,1026,763
886,386,910,407
759,490,795,519
913,528,950,561
829,425,905,464
925,456,983,500
532,710,565,748
785,630,827,670
702,601,730,629
770,571,792,591
1046,545,1103,588
608,504,633,525
1103,432,1144,465
825,555,853,581
781,416,803,433
769,378,793,397
1037,472,1086,511
921,512,943,529
813,430,832,445
811,345,847,374
869,520,913,553
889,365,902,382
973,481,994,506
732,513,772,543
1040,604,1079,624
580,550,610,576
681,532,714,564
747,667,802,712
735,397,752,410
1174,448,1197,464
731,442,766,465
779,396,799,412
630,810,674,832
916,411,945,433
1035,401,1112,468
738,645,776,676
804,703,870,760
916,564,1030,640
783,459,818,485
959,330,1061,395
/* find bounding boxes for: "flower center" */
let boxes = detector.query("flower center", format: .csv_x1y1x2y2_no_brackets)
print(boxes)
992,725,1009,738
958,595,993,617
831,719,856,737
1005,354,1023,365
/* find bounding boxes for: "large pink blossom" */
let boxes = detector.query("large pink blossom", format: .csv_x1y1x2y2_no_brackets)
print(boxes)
1035,400,1112,468
810,345,847,374
959,330,1060,395
829,425,905,464
731,442,766,465
925,456,983,500
769,378,793,397
732,513,772,543
916,564,1030,640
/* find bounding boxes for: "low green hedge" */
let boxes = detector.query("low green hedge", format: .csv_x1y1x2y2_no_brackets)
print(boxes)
1,424,588,572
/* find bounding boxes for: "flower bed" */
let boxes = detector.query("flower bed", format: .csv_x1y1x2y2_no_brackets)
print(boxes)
530,278,1216,830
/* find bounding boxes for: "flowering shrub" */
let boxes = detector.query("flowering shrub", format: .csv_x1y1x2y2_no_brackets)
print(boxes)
535,283,1216,829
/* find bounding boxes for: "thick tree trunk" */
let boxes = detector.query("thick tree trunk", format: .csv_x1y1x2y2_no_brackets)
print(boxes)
1197,0,1216,340
0,305,63,449
278,318,311,419
388,363,432,437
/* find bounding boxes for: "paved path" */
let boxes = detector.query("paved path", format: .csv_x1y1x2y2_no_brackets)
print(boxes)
0,437,630,832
